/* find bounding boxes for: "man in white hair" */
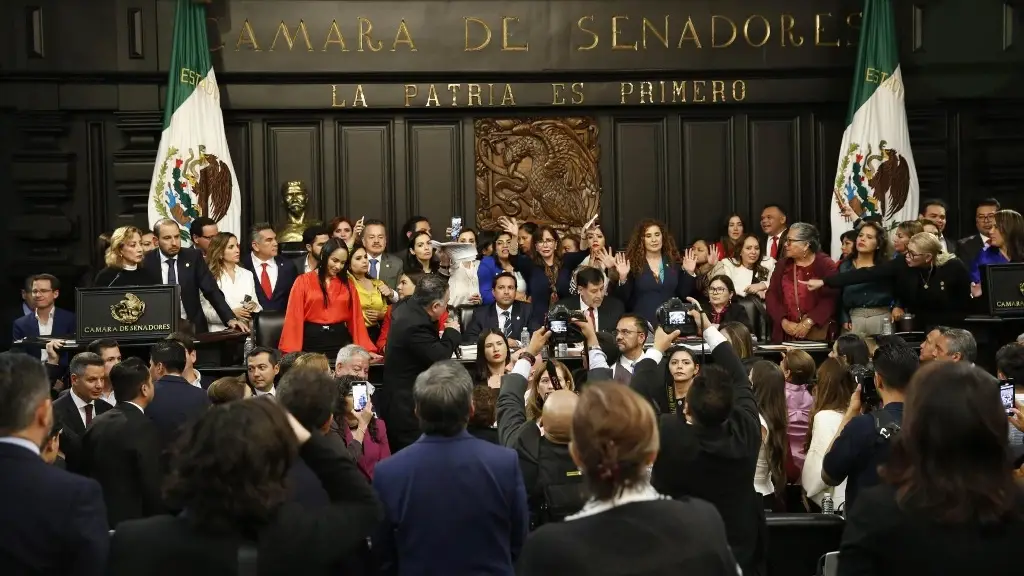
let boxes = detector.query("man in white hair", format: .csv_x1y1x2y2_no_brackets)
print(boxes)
335,344,370,380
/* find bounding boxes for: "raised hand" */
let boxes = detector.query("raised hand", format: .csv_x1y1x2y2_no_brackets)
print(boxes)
614,252,630,278
681,248,697,274
707,247,719,267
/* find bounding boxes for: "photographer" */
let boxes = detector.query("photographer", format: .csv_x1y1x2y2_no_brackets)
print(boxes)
636,298,766,576
821,342,919,510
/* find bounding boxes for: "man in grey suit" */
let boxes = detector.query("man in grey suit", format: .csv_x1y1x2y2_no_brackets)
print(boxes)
292,226,330,275
363,219,404,289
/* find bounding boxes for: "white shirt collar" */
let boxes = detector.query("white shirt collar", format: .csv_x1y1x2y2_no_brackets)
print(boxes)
255,387,276,397
567,482,664,520
252,253,276,267
99,389,116,405
70,390,92,410
34,307,54,324
619,355,639,373
159,251,177,264
188,369,202,388
123,263,138,271
579,297,590,312
496,302,513,315
0,437,41,456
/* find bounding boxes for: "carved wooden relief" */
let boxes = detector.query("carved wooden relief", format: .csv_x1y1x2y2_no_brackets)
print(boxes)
474,117,600,232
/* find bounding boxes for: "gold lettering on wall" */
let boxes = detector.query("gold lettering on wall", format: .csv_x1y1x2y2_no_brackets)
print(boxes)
236,19,261,51
815,13,841,46
611,16,637,50
464,17,491,51
742,15,771,48
780,14,804,46
618,80,746,104
502,16,529,51
358,17,383,51
551,82,586,105
576,16,599,50
392,20,417,51
678,17,702,47
331,84,368,107
711,15,737,48
270,20,313,51
642,17,669,49
323,20,348,51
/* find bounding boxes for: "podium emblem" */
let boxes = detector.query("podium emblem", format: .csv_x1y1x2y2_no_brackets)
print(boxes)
111,293,146,324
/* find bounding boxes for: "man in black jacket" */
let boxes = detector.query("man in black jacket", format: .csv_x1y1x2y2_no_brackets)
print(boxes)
378,274,461,453
633,301,766,576
79,358,164,528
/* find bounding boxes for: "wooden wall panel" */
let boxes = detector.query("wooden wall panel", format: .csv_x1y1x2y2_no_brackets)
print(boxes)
681,118,733,244
337,122,394,231
406,121,463,236
110,111,162,231
748,117,800,222
263,121,323,229
613,119,666,238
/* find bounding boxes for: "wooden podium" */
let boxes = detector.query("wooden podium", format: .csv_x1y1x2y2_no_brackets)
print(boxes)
76,285,181,343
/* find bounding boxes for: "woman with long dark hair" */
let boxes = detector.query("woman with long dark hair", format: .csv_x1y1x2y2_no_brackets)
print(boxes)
474,328,510,388
107,398,381,575
279,238,376,357
750,360,789,510
970,209,1024,297
612,219,698,325
837,221,896,335
404,230,444,275
347,243,391,342
830,333,870,368
839,361,1024,574
561,222,618,298
712,213,746,261
709,233,775,299
801,359,856,511
517,383,737,575
333,375,390,480
662,346,701,416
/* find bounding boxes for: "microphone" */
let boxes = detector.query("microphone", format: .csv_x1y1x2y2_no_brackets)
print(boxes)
107,270,122,287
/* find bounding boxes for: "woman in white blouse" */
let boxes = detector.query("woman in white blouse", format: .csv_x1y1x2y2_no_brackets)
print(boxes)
201,232,261,331
801,358,856,511
709,232,775,298
447,228,484,307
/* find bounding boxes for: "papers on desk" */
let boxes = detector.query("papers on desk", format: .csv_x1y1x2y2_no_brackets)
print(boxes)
758,341,831,352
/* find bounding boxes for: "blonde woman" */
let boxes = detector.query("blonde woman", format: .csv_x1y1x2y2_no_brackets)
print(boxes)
93,226,157,287
293,352,332,373
806,232,971,333
201,232,261,331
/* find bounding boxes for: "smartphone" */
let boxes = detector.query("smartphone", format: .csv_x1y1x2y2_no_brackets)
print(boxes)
1000,380,1015,416
351,381,369,412
450,216,463,241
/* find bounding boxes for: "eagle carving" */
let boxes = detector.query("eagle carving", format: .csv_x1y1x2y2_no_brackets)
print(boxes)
194,153,233,222
866,146,911,220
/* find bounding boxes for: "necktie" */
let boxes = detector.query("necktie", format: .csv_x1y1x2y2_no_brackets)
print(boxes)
770,236,779,259
587,307,596,327
260,263,273,299
166,257,177,284
84,403,93,426
369,258,378,279
502,311,513,339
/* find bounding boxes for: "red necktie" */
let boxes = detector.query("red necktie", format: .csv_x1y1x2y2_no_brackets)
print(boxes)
84,403,93,426
587,308,596,329
260,263,273,299
770,236,779,259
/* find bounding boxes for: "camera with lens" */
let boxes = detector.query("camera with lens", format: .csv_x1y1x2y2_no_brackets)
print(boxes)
655,298,697,337
850,364,880,408
546,304,585,344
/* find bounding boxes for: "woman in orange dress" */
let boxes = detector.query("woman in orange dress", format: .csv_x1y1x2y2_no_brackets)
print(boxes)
279,238,377,358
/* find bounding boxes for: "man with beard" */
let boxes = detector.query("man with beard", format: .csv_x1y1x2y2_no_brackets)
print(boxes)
293,226,330,275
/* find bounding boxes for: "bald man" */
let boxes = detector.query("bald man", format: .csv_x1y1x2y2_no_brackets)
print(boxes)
517,389,585,526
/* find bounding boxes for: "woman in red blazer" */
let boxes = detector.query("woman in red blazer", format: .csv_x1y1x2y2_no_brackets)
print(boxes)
765,223,838,343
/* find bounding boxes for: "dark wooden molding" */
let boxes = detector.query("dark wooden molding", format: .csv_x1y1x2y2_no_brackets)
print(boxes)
128,8,145,59
25,6,45,59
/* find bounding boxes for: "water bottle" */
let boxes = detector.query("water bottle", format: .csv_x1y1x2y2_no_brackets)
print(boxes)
821,492,835,515
881,316,893,336
242,335,254,359
520,327,530,349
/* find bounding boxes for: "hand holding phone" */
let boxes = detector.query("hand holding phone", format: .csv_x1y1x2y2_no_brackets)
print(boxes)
1000,381,1015,416
351,381,370,412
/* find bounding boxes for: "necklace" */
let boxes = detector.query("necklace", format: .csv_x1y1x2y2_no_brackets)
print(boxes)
920,265,935,289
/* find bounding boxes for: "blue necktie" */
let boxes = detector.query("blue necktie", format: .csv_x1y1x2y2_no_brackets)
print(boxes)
369,258,378,279
167,258,177,284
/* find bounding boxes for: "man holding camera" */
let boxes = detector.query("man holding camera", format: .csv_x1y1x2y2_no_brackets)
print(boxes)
821,343,919,509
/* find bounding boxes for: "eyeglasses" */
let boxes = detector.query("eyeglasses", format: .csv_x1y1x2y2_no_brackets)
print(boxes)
977,214,997,221
905,250,923,259
708,287,728,294
537,238,556,245
31,289,53,295
615,329,639,337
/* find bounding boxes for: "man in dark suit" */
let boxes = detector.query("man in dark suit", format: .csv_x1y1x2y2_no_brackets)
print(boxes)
54,352,113,472
958,198,1001,268
1,275,34,351
145,218,246,334
277,367,338,509
12,273,76,363
242,221,299,312
379,274,461,453
0,352,110,575
373,360,528,575
291,225,330,275
919,198,956,253
363,219,405,289
465,271,538,345
760,204,789,260
79,357,164,528
145,340,211,451
556,266,625,334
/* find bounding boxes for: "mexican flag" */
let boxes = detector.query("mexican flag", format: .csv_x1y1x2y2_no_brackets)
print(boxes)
830,0,918,257
148,0,240,244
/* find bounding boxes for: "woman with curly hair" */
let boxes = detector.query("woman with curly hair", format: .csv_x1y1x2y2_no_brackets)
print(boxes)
611,219,698,325
106,398,381,574
334,375,390,480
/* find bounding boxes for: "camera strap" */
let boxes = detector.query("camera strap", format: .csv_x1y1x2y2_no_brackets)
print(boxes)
545,361,562,390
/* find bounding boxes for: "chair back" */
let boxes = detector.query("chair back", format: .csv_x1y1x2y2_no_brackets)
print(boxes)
765,513,845,576
252,310,286,350
735,295,769,342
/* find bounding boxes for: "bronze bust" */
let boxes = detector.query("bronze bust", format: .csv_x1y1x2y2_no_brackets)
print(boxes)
276,181,321,242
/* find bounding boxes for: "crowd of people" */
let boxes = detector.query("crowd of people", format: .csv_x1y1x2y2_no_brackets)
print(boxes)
2,196,1024,575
